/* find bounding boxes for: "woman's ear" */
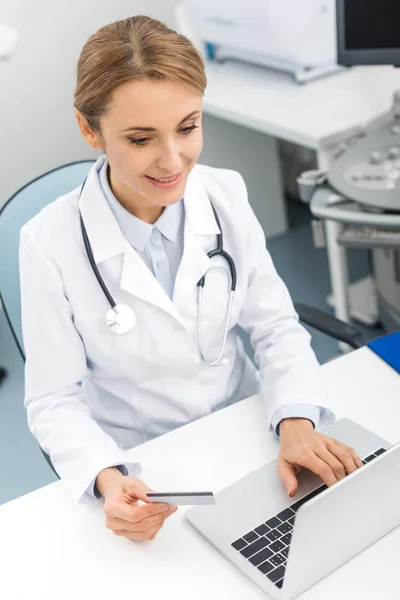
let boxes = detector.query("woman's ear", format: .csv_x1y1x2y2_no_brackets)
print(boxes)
75,110,102,150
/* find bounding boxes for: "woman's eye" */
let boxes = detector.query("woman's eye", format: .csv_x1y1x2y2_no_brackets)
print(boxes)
128,137,149,146
180,125,198,135
128,125,198,146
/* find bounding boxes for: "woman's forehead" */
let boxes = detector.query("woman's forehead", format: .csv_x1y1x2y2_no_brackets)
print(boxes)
104,79,203,130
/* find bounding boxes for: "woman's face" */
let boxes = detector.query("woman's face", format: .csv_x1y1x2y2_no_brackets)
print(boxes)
97,79,203,209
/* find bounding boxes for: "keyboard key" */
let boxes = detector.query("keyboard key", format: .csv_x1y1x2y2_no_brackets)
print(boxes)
231,538,247,551
276,579,284,589
362,460,367,465
290,484,327,512
364,454,377,462
243,531,258,542
269,540,285,553
267,565,286,584
374,447,386,456
258,560,274,575
265,516,281,529
288,516,295,526
281,533,292,546
254,523,269,536
277,522,292,535
281,547,289,558
240,536,269,558
277,508,295,522
266,529,281,542
270,553,286,567
249,546,274,566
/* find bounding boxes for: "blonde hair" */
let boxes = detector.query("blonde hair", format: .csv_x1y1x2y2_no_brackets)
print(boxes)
74,15,207,132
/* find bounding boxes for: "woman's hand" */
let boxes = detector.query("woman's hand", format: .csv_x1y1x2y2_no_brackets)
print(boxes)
277,418,363,497
96,467,178,541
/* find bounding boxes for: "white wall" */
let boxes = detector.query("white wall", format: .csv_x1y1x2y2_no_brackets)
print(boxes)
201,114,287,239
0,0,177,206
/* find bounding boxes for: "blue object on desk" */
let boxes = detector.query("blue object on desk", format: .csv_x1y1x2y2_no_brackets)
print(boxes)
367,332,400,374
205,42,216,61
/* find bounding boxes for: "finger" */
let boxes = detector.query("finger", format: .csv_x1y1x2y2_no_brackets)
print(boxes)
123,478,154,503
134,503,178,524
314,446,346,481
131,506,178,532
297,451,338,487
106,514,164,532
106,505,177,532
331,439,363,469
277,458,300,497
113,522,164,541
344,444,363,469
106,499,170,523
327,441,360,475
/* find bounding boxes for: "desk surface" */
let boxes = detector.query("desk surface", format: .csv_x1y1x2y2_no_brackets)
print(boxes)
1,347,399,600
203,62,400,150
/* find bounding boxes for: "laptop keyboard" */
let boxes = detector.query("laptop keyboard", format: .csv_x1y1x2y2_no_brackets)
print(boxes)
231,447,387,590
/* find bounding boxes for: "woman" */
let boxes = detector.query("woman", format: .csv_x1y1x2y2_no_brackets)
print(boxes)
20,15,362,542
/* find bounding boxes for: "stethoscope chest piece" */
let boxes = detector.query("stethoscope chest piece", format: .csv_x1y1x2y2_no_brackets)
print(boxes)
106,304,136,335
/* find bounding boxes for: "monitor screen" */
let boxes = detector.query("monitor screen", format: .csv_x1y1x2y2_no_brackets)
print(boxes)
345,0,400,50
337,0,400,66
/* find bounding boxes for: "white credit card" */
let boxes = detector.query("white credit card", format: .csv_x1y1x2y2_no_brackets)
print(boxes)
146,491,216,505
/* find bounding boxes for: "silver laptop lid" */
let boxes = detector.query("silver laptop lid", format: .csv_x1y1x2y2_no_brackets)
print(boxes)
283,442,400,599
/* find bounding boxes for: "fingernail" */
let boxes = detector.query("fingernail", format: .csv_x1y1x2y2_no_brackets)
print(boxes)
287,488,292,495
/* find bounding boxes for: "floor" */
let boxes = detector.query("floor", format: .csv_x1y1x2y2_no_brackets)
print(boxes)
0,200,383,505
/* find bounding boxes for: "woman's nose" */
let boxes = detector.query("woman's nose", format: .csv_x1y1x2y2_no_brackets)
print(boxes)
157,142,183,174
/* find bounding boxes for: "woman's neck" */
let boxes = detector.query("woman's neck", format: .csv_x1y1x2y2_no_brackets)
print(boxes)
108,167,163,225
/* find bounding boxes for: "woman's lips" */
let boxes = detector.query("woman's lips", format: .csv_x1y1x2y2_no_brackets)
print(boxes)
146,172,182,189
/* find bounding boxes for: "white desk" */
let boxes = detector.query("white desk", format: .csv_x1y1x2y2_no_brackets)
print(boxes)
1,347,399,600
204,61,400,329
204,62,400,168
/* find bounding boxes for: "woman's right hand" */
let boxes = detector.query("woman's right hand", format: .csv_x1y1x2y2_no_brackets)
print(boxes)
96,467,178,541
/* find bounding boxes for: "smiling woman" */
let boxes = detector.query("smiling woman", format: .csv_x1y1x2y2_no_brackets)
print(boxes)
74,15,206,223
20,14,360,547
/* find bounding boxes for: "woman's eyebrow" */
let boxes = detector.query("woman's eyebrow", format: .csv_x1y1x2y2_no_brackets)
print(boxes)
121,110,201,133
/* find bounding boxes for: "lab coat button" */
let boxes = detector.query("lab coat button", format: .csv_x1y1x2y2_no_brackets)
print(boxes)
192,355,201,364
157,260,165,268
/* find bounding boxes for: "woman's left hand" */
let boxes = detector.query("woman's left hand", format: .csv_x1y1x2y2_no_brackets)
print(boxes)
277,418,363,497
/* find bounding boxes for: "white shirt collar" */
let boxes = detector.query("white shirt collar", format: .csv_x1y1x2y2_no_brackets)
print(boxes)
99,158,183,252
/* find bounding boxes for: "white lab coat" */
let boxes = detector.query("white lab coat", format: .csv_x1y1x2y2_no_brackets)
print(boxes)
20,159,334,502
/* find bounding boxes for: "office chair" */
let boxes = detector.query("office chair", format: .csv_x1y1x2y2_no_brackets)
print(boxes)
0,160,95,473
294,303,367,350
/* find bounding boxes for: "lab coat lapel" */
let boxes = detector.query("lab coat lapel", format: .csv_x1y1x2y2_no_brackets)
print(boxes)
119,245,186,324
79,157,186,325
172,220,212,306
173,168,220,307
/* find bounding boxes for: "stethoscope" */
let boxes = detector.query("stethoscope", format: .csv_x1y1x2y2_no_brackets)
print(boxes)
79,179,237,366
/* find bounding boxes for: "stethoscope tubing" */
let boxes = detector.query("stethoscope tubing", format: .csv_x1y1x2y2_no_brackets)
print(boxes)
78,177,237,364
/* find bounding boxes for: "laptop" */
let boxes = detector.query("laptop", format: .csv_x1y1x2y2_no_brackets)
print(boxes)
186,418,400,599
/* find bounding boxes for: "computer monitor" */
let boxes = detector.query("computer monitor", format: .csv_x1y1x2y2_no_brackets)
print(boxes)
336,0,400,67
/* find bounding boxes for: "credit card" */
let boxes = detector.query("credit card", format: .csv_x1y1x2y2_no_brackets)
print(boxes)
146,491,216,505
